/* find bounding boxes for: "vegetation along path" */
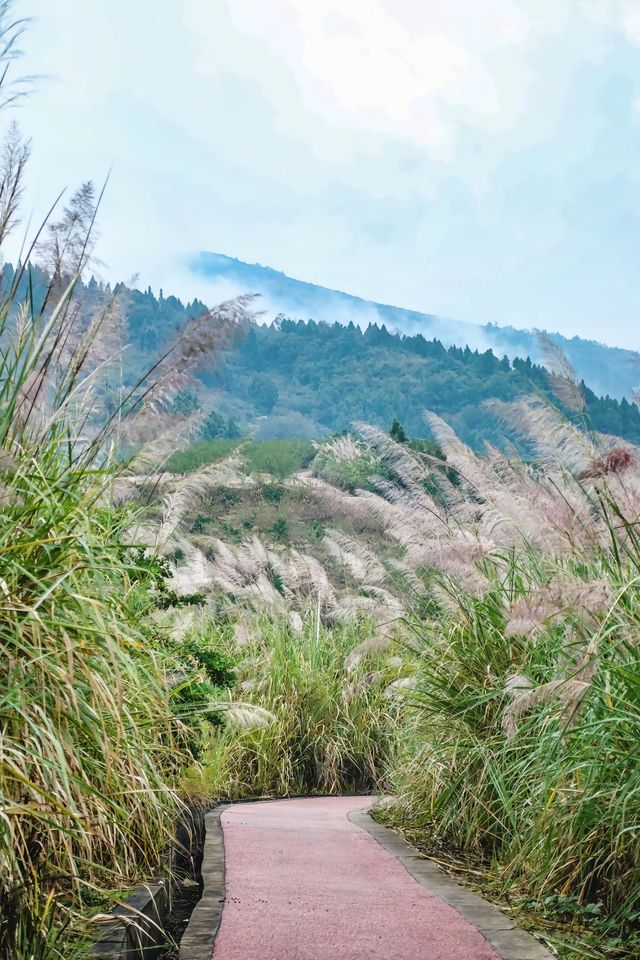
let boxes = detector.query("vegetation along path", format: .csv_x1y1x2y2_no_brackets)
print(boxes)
182,797,552,960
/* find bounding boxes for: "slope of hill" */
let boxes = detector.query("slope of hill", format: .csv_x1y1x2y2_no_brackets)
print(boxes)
202,318,640,448
98,266,639,447
3,262,638,450
192,252,640,402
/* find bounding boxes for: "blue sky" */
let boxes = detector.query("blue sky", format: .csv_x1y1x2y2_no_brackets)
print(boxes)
9,0,640,348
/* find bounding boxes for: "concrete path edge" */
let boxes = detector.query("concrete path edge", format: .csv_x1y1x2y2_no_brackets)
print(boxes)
179,804,228,960
348,810,553,960
179,800,554,960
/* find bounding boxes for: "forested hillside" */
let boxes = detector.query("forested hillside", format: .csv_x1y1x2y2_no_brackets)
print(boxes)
206,317,640,447
3,263,639,449
193,251,640,402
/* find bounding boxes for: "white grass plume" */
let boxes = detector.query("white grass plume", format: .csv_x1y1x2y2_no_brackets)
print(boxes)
536,331,585,413
502,677,591,739
223,703,277,731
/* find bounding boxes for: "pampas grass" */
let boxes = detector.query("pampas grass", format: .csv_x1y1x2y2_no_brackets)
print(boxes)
182,615,405,800
344,403,640,949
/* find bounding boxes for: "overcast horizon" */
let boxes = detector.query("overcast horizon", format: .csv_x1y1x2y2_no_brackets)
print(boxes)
8,0,640,350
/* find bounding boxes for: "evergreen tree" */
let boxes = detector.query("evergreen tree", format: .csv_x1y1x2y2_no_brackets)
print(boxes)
390,418,408,443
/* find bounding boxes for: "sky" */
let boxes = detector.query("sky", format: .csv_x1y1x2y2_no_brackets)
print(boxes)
7,0,640,348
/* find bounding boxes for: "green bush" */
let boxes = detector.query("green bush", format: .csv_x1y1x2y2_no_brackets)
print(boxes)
313,444,382,493
168,636,237,761
165,438,240,472
241,439,315,479
269,517,289,541
262,483,285,503
200,409,241,441
182,617,406,799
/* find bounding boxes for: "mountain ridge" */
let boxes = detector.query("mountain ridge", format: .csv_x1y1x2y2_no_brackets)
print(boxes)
192,251,640,402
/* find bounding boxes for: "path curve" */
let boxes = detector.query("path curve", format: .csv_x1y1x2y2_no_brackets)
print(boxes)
183,796,550,960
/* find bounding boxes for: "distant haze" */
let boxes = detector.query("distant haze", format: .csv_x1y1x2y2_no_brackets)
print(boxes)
193,251,640,402
8,1,640,352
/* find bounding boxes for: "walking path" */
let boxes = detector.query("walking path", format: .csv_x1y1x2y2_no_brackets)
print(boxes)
180,796,552,960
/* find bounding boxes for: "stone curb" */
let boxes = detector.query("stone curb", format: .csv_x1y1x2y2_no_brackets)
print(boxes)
348,809,553,960
179,804,228,960
91,880,169,960
91,804,207,960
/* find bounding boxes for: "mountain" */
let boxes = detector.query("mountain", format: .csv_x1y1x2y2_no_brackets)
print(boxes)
200,318,640,448
3,261,636,450
192,252,640,403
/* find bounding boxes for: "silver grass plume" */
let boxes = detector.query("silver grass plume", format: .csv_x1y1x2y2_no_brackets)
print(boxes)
384,676,417,698
145,295,259,408
153,449,244,549
0,122,29,248
304,478,393,533
536,331,585,413
423,411,494,500
505,579,611,637
502,677,591,740
234,621,252,647
314,433,363,462
323,529,388,585
168,545,215,595
344,634,394,672
223,703,277,731
486,396,597,475
127,409,206,473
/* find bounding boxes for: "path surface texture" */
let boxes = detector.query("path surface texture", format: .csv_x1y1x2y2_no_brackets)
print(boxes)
210,796,503,960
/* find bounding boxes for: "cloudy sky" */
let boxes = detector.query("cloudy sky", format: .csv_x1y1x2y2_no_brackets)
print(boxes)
8,0,640,348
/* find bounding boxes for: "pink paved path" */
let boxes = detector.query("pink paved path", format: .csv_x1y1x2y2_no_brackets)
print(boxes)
211,796,500,960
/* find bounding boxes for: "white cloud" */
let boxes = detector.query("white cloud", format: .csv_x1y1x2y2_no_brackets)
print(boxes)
181,0,621,192
186,0,532,152
580,0,640,42
7,0,640,349
620,0,640,42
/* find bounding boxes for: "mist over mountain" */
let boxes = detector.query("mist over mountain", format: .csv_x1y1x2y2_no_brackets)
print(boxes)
4,259,637,450
192,252,640,403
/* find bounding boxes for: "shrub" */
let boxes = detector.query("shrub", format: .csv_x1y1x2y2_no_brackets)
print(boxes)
269,517,289,542
182,617,406,799
262,483,285,503
200,409,241,441
165,438,240,472
242,439,315,479
313,436,383,493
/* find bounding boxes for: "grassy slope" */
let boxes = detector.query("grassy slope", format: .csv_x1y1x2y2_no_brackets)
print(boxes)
161,432,640,960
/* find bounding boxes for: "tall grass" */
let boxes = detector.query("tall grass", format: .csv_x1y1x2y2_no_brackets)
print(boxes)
0,282,188,959
331,411,640,954
0,18,190,953
0,447,182,950
182,615,406,800
386,573,640,906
